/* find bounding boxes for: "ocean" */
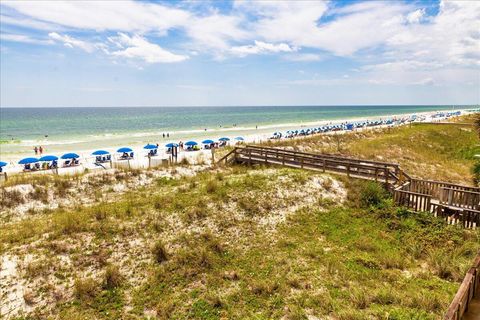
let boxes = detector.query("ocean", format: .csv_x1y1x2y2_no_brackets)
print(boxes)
0,105,468,160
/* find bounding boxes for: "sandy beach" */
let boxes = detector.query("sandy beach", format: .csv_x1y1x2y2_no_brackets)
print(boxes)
0,108,471,175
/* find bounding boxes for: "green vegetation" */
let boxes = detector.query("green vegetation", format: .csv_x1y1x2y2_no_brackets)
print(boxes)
1,166,478,319
1,115,478,319
263,118,477,185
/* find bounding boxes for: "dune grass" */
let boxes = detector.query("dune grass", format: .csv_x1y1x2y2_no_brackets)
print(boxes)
1,167,478,319
261,119,477,185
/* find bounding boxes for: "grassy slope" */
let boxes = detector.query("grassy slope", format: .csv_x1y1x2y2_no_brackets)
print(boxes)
1,116,479,320
262,119,478,185
1,168,478,320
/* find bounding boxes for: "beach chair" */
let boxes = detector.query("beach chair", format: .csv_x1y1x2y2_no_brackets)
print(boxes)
64,160,71,167
130,152,134,158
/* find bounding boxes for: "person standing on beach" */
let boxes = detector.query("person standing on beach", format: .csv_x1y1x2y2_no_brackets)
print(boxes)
34,146,38,155
39,146,43,155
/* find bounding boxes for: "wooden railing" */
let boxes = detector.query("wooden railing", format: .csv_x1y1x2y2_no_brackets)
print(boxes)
393,189,432,212
224,146,401,185
410,179,480,200
440,188,480,210
217,145,480,317
445,252,480,320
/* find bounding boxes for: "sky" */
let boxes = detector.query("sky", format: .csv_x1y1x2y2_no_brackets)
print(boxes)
0,0,479,107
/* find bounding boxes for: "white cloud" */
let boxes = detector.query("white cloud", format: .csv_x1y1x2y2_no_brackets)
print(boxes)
0,14,62,31
0,33,53,45
48,32,95,52
186,13,248,51
1,1,190,33
231,40,296,56
284,53,324,62
406,8,425,24
109,33,188,63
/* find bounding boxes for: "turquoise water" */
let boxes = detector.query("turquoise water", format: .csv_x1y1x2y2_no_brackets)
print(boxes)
0,105,468,159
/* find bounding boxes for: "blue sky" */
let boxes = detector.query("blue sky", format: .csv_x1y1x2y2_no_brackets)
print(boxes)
0,0,479,107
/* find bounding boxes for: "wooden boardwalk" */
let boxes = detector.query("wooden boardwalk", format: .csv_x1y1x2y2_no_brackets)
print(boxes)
218,145,480,318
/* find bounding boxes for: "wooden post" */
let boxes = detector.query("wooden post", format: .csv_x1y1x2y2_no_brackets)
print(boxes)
385,167,388,185
211,147,215,163
374,168,378,182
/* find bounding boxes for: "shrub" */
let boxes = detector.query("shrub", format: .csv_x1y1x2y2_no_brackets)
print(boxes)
103,264,123,289
205,179,218,193
359,182,388,208
31,186,49,203
0,189,24,208
74,277,99,301
472,161,480,186
152,240,168,263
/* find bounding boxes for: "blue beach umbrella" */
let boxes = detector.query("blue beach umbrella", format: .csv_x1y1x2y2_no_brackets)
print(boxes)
39,155,58,162
218,137,230,141
185,141,198,146
234,137,244,141
18,157,39,165
165,142,178,148
0,161,8,167
61,153,80,159
143,144,158,150
117,147,133,153
92,150,109,156
202,139,214,144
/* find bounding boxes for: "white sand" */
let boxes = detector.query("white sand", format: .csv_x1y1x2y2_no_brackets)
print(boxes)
0,108,471,176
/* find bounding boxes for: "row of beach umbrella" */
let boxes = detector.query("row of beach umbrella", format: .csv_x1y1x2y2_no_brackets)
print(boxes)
2,136,245,168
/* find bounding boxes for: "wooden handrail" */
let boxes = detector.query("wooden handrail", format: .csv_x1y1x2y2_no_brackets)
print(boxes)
215,145,480,317
445,251,480,320
245,145,401,168
216,148,239,164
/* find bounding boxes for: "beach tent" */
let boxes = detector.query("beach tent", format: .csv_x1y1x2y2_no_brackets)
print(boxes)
92,150,109,156
117,147,133,153
18,157,39,164
202,139,214,144
185,141,198,146
165,143,178,148
61,153,80,159
234,137,244,141
0,161,8,167
144,144,157,150
39,155,58,161
218,137,230,141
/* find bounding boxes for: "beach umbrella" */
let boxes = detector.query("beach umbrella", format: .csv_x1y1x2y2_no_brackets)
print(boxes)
92,150,109,156
202,139,214,144
117,147,133,153
39,155,58,162
218,137,230,141
0,161,7,167
18,157,39,165
234,137,244,141
144,144,158,150
61,153,80,159
165,143,178,148
185,141,198,146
